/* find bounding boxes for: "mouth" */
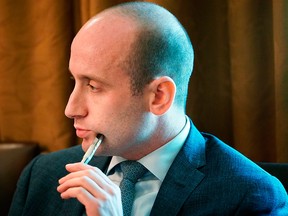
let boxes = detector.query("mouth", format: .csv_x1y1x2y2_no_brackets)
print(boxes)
74,126,103,141
75,128,91,138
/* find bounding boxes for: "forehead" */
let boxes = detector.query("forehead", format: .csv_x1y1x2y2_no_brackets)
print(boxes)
70,14,137,75
69,14,139,86
72,14,137,56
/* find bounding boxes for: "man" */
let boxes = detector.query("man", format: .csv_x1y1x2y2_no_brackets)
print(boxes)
9,2,288,216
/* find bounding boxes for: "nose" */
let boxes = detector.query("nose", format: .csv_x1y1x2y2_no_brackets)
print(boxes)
65,88,87,119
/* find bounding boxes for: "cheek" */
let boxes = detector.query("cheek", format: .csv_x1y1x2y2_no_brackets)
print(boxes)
87,92,149,138
86,95,134,127
112,105,153,140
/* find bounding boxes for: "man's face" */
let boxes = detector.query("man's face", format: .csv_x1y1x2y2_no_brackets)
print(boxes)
65,15,155,159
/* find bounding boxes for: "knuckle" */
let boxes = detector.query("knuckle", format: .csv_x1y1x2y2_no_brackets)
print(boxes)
74,187,85,194
84,169,95,177
78,175,90,184
106,186,120,198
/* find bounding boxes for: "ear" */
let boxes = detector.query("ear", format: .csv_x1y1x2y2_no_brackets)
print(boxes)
148,76,176,116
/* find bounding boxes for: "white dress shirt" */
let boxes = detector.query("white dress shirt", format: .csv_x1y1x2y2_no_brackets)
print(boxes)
107,116,190,216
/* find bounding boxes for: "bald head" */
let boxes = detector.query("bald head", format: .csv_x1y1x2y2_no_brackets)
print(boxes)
74,2,194,109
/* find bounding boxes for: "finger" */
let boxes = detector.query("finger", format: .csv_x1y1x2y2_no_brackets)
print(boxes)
59,163,114,189
58,171,117,197
57,168,122,216
60,185,92,199
60,186,109,216
65,162,89,172
58,176,106,200
58,167,118,198
58,163,91,184
66,163,111,181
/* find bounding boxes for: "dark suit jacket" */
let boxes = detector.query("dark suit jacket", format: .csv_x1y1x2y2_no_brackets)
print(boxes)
9,122,288,215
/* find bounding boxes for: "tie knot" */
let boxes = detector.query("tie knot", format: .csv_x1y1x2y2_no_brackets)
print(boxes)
120,161,147,183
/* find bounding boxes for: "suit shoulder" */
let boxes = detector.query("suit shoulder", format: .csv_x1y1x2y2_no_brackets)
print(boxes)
26,145,84,179
40,145,84,164
200,132,286,193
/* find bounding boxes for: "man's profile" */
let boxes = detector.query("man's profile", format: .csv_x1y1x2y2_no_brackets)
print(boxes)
9,2,288,216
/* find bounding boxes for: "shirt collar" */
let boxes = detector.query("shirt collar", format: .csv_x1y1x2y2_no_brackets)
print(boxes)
107,116,190,181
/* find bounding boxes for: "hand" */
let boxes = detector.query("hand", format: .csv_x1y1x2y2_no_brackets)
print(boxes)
57,163,123,216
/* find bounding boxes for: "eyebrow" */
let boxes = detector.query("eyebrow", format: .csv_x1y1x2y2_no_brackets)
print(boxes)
68,69,111,87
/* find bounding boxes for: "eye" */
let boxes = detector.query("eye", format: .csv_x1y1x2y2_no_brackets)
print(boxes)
87,83,96,90
87,81,100,92
69,76,76,87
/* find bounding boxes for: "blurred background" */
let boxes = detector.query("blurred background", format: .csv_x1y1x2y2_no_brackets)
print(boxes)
0,0,287,162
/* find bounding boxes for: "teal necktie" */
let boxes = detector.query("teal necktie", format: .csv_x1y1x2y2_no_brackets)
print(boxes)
120,161,147,216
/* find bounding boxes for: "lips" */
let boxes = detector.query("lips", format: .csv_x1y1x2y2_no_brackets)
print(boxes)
74,126,92,138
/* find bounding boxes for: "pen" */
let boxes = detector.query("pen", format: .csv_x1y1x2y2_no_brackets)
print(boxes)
81,134,104,164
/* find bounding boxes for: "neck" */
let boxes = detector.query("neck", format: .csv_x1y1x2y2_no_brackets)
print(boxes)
123,109,186,160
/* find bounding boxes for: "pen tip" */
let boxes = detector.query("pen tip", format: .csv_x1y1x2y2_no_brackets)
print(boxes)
96,134,103,139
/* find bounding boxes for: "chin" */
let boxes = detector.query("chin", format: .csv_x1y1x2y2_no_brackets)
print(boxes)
81,139,92,152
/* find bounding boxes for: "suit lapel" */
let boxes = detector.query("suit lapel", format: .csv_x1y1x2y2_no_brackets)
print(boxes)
151,122,206,215
59,199,84,216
